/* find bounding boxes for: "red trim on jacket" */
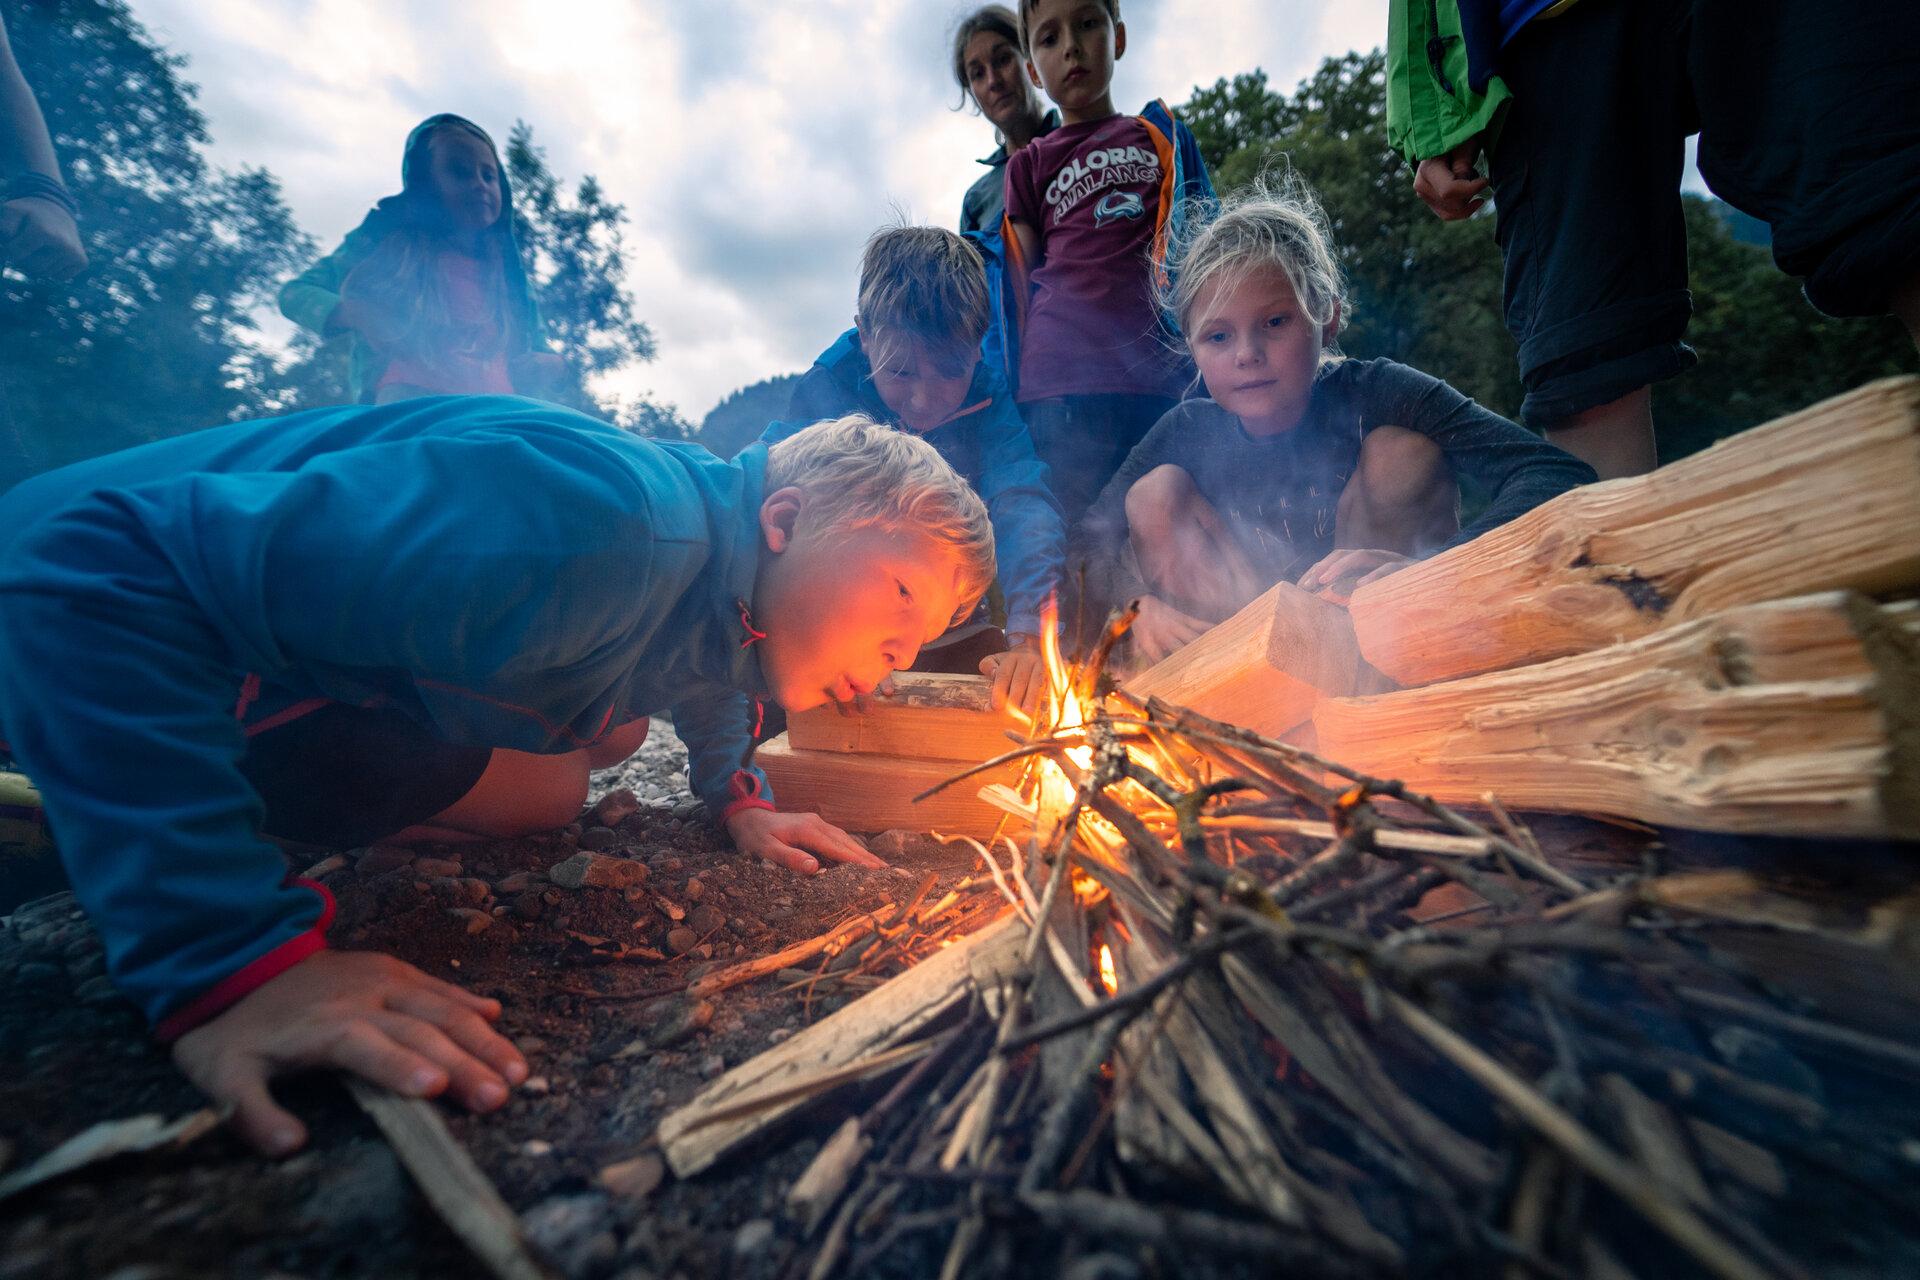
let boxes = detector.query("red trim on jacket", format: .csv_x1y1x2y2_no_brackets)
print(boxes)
716,768,775,825
153,877,336,1044
232,672,263,721
736,599,767,648
241,696,334,738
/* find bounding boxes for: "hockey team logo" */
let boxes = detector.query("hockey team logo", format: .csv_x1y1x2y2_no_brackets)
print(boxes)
1093,190,1145,226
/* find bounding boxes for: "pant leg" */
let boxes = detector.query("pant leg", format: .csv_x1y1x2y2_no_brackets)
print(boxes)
1489,0,1699,426
1692,0,1920,316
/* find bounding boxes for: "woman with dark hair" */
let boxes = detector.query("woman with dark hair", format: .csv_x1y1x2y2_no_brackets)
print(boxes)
279,114,566,405
952,5,1058,235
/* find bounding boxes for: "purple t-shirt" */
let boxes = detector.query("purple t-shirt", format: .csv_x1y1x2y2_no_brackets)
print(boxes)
1004,114,1182,403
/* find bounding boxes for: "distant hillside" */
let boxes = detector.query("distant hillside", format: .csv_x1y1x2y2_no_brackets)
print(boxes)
698,373,805,459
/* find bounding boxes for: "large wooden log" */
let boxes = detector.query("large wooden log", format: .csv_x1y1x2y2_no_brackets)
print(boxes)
1314,592,1920,838
756,732,1020,836
787,672,1025,761
1350,377,1920,687
1123,581,1385,739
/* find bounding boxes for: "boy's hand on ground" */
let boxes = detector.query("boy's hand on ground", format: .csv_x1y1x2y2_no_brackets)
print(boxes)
170,949,527,1158
1299,548,1416,605
980,640,1046,717
1131,596,1210,665
0,197,87,281
1412,139,1488,221
726,807,886,874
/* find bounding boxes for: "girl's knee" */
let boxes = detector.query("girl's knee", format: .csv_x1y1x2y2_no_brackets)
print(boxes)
1124,464,1199,534
586,717,649,770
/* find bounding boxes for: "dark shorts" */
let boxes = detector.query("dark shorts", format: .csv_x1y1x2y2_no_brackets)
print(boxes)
239,702,492,849
1021,393,1179,530
1490,0,1920,425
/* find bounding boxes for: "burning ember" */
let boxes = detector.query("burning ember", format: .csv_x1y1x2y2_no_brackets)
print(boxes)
656,601,1920,1280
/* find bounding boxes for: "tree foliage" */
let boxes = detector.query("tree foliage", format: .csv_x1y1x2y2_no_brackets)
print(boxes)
1177,52,1917,460
0,0,312,486
697,373,803,460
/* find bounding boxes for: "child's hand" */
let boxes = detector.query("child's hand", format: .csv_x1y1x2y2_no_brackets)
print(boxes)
980,639,1046,718
836,673,897,717
1131,596,1210,666
1412,139,1488,221
170,949,528,1157
1298,548,1416,604
0,196,87,281
726,807,887,875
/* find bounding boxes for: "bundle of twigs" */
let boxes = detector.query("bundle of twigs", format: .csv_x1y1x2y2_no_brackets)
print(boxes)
663,607,1920,1280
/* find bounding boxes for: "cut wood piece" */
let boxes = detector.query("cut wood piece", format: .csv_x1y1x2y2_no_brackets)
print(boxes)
1124,581,1388,740
345,1079,555,1280
756,732,1021,836
787,672,1025,761
1351,376,1920,686
1315,591,1920,838
659,915,1020,1178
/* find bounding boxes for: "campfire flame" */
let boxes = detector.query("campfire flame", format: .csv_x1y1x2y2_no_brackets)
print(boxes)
1097,943,1117,995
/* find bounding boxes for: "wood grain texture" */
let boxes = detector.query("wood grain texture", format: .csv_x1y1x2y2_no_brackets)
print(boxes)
1349,377,1920,687
1315,592,1920,838
659,916,1020,1177
1124,581,1381,739
787,673,1024,761
756,732,1022,836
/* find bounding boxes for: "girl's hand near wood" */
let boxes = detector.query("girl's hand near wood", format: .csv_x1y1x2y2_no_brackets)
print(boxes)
170,949,527,1157
1298,548,1417,604
1130,595,1210,666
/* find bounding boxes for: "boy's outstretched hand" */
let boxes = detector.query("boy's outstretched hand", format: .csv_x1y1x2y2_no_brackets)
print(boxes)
726,807,887,875
980,637,1046,718
171,949,528,1157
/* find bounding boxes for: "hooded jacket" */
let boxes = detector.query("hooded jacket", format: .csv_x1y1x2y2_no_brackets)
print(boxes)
278,114,552,403
0,395,771,1037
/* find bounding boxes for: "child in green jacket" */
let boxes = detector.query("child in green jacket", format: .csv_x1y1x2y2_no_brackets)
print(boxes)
278,114,566,404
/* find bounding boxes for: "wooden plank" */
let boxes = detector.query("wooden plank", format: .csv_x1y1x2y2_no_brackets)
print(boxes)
659,915,1020,1177
1350,377,1920,686
756,732,1021,836
787,672,1025,761
1314,591,1920,838
345,1079,556,1280
1124,581,1386,740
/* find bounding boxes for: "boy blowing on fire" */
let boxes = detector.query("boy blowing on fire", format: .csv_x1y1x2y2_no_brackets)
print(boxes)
766,225,1063,715
0,399,993,1154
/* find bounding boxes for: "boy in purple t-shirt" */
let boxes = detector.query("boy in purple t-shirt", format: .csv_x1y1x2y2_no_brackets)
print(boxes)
1003,0,1212,525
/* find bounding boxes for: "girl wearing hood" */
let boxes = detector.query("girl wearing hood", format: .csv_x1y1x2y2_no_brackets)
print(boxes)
279,114,566,405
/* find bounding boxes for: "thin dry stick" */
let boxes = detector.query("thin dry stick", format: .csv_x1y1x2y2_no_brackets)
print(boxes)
1385,993,1774,1280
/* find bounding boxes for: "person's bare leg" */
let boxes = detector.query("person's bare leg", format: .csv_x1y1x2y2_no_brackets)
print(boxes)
1892,266,1920,357
1335,425,1459,554
1125,464,1267,621
391,748,592,843
586,717,649,770
1542,385,1656,480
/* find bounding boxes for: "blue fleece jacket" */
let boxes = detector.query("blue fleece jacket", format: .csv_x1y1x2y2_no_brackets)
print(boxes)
0,396,772,1030
768,328,1063,639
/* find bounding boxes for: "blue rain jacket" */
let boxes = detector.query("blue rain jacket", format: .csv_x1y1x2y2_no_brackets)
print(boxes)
0,395,772,1030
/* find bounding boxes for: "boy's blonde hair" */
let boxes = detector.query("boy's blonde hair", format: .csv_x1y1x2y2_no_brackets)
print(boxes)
1157,172,1349,358
856,226,991,379
1018,0,1120,53
764,414,996,626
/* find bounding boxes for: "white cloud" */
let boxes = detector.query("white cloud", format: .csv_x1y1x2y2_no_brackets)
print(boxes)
126,0,1390,420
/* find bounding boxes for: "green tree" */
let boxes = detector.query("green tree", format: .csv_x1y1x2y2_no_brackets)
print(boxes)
698,373,803,459
1,0,313,487
1179,70,1289,174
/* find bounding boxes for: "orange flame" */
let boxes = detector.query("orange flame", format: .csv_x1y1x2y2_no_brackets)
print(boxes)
1098,943,1118,995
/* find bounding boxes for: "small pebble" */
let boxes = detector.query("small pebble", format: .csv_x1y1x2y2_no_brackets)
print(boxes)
689,943,713,961
521,1140,554,1157
733,1218,775,1256
666,927,698,955
579,826,618,852
698,1053,726,1079
690,904,725,935
522,1076,551,1095
513,892,545,921
446,907,492,934
414,857,463,878
683,877,706,902
495,872,536,894
587,788,641,828
356,845,414,876
767,1027,792,1044
598,1153,664,1200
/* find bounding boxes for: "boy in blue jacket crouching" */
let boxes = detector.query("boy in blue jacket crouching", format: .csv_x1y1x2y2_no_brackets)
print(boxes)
0,397,993,1155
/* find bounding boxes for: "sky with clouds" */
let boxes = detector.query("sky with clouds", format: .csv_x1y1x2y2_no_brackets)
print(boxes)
120,0,1399,421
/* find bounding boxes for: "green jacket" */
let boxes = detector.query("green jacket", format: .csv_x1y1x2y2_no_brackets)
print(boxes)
1385,0,1514,167
277,114,551,404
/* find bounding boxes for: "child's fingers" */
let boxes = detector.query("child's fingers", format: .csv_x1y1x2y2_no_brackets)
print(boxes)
408,971,503,1019
179,1046,307,1157
759,841,820,875
792,816,886,868
384,990,528,1086
370,1013,511,1111
321,1019,450,1100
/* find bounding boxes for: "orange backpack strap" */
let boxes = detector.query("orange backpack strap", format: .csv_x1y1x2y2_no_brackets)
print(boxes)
1001,210,1033,341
